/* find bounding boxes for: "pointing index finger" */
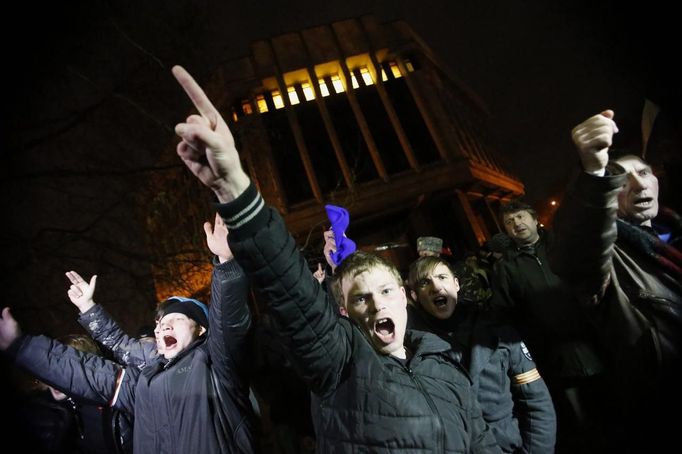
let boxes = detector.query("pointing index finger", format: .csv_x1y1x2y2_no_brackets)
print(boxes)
172,65,218,129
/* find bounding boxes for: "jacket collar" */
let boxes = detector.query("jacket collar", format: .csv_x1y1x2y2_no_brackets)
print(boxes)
142,336,206,380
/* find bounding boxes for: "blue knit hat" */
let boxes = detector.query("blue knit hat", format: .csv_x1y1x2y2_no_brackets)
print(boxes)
162,296,209,329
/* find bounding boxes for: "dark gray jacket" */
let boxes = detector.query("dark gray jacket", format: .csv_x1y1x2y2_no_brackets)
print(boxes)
549,169,682,452
218,183,502,453
408,305,556,453
491,232,603,381
7,260,256,454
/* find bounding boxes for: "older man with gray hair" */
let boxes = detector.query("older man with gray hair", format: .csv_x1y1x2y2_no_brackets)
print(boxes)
551,109,682,453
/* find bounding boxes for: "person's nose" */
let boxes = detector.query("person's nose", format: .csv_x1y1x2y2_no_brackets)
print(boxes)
370,296,386,315
431,279,444,293
628,173,647,192
158,321,172,332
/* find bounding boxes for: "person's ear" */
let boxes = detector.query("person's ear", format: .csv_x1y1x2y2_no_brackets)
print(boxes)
454,277,460,292
339,306,348,317
198,326,207,336
410,289,417,302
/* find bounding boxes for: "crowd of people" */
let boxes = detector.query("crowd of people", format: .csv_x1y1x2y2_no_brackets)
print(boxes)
0,67,679,454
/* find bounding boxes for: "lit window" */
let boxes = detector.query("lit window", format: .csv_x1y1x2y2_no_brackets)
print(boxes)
272,90,285,109
256,95,268,113
331,75,345,93
389,62,402,79
360,67,374,85
301,82,315,101
318,79,330,97
350,73,359,89
381,69,388,82
287,86,300,105
241,100,253,115
404,59,414,72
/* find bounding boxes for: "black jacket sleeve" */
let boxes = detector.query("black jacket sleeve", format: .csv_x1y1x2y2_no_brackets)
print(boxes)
206,258,252,384
216,184,353,397
549,170,625,304
8,335,137,415
78,304,157,369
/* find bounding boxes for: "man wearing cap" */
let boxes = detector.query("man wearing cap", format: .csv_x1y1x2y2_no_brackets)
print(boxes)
0,215,257,454
550,109,682,452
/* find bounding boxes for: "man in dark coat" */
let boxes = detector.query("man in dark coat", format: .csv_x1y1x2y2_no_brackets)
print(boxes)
0,217,257,454
171,65,501,453
551,109,682,453
490,200,608,452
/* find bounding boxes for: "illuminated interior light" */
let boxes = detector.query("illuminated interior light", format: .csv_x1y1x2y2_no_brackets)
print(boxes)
256,95,268,113
301,82,315,101
381,69,388,81
389,61,402,79
404,59,414,72
287,86,300,105
241,100,253,115
331,75,345,93
360,67,374,85
318,79,330,97
350,73,359,89
231,110,238,122
550,200,557,206
272,90,285,109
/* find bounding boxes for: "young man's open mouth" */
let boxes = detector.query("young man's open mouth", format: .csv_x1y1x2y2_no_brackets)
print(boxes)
373,317,395,344
163,335,178,349
432,295,448,308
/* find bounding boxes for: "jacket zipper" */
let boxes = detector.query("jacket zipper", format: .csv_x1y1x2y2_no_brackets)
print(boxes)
407,366,444,453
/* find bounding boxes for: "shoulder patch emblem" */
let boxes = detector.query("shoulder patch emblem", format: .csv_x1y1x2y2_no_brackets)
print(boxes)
520,341,533,361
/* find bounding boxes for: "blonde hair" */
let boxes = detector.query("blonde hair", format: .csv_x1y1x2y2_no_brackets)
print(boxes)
334,251,402,306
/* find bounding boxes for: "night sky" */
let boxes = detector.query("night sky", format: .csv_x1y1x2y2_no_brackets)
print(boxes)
7,1,679,195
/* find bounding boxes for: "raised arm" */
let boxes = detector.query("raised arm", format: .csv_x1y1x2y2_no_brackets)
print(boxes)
218,200,352,395
203,213,252,382
0,307,137,415
172,66,351,395
67,270,158,369
549,110,625,303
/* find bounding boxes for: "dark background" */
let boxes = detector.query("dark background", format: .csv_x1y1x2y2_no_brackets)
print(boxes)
2,0,679,339
6,0,678,200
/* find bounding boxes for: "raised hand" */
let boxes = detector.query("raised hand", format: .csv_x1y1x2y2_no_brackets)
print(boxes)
204,212,232,263
323,229,337,273
65,271,97,313
0,307,21,351
571,109,619,175
313,263,326,284
172,65,250,203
